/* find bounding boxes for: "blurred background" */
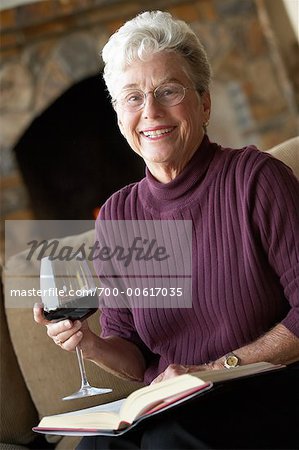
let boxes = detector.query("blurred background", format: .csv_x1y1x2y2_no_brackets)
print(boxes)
0,0,298,231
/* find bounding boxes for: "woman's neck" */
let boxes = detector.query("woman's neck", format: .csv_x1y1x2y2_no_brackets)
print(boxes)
145,163,184,183
143,134,215,209
145,144,200,184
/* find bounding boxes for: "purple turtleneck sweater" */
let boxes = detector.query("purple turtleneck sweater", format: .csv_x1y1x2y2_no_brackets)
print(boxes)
95,135,299,384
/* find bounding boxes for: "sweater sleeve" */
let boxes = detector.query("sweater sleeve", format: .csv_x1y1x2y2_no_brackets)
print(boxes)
250,153,299,337
93,199,150,355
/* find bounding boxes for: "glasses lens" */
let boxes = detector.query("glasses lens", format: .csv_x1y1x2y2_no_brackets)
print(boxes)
155,83,185,106
119,90,145,111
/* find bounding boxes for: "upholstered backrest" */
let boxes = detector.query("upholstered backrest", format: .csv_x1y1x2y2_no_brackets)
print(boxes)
267,136,299,179
0,268,38,448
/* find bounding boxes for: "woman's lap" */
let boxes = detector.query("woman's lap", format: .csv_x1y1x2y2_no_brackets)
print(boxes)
76,365,299,450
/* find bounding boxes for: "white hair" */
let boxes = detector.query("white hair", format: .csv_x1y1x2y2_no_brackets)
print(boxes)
101,10,211,100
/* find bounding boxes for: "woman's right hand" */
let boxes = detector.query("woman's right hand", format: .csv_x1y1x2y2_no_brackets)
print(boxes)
33,303,89,353
33,303,146,381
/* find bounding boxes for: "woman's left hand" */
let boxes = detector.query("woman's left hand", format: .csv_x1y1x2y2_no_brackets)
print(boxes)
151,361,222,384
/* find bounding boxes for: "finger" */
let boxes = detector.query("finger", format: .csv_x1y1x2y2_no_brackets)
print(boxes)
165,364,189,377
57,330,83,352
33,302,49,325
46,320,81,341
151,373,164,384
46,319,72,338
177,364,190,373
152,364,190,384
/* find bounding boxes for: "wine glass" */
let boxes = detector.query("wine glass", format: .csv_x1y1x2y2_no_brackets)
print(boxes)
40,255,112,400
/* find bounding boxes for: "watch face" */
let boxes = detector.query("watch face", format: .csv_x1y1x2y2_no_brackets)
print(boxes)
224,353,239,368
227,355,238,367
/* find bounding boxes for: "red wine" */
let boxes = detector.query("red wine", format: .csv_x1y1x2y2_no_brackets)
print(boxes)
44,295,98,321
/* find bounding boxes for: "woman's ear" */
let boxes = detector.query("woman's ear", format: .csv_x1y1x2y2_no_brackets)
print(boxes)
202,91,211,123
112,101,124,135
117,118,125,137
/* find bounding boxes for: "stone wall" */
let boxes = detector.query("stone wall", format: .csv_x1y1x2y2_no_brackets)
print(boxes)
0,0,298,229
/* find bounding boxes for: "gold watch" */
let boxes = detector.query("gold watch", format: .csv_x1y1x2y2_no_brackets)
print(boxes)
224,352,240,369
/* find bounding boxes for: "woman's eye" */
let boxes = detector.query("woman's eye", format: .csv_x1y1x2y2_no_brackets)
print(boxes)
126,93,143,103
158,86,178,99
161,89,173,97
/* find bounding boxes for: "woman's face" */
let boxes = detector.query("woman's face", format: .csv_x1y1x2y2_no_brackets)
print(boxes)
114,51,211,175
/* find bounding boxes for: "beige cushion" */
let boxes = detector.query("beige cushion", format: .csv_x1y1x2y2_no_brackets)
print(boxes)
3,229,142,423
55,435,82,450
0,271,38,447
267,136,299,179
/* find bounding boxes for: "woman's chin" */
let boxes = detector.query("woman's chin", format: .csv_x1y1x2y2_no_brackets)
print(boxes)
143,154,172,167
140,145,176,165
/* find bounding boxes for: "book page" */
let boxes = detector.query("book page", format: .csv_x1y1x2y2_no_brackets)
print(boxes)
119,374,207,424
61,399,124,417
195,362,283,383
36,399,125,430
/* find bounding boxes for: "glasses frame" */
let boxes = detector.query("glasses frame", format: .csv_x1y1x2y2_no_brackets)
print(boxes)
113,82,199,112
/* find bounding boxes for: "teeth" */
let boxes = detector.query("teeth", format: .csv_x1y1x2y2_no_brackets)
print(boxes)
143,128,173,138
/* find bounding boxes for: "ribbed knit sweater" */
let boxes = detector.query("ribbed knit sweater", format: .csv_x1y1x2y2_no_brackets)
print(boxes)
95,135,299,383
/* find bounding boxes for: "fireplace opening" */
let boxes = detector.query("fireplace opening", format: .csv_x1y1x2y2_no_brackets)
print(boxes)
13,74,145,220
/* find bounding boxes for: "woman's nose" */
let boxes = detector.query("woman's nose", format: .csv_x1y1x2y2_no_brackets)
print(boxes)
142,93,165,119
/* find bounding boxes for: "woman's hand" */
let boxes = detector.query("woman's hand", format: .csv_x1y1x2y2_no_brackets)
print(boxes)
151,361,222,384
33,303,93,355
33,303,145,381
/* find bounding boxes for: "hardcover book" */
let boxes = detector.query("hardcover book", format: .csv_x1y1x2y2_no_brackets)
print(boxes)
33,362,282,436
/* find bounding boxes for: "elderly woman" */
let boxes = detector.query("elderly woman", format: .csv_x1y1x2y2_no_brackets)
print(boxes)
35,10,299,450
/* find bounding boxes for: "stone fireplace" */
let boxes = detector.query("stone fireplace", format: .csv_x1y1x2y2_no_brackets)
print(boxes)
13,73,145,219
1,0,298,244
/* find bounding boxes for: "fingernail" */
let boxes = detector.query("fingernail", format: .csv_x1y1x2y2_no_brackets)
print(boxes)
64,320,71,328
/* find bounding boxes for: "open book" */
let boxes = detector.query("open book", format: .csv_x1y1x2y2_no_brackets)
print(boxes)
33,362,283,436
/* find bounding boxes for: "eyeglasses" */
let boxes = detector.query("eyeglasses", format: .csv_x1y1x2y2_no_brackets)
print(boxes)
114,82,196,112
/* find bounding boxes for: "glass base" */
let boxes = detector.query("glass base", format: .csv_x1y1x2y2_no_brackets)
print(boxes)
63,386,112,401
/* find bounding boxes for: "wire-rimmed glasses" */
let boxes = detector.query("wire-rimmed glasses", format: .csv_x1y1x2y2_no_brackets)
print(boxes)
114,82,196,112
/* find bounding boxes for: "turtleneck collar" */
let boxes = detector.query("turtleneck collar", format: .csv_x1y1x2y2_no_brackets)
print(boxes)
142,134,215,209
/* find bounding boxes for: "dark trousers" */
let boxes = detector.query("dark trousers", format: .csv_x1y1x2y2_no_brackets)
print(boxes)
76,364,299,450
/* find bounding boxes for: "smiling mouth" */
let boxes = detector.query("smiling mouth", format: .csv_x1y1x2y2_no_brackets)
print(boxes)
141,127,175,139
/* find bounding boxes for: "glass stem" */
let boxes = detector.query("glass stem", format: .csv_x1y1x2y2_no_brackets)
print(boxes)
76,346,90,389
